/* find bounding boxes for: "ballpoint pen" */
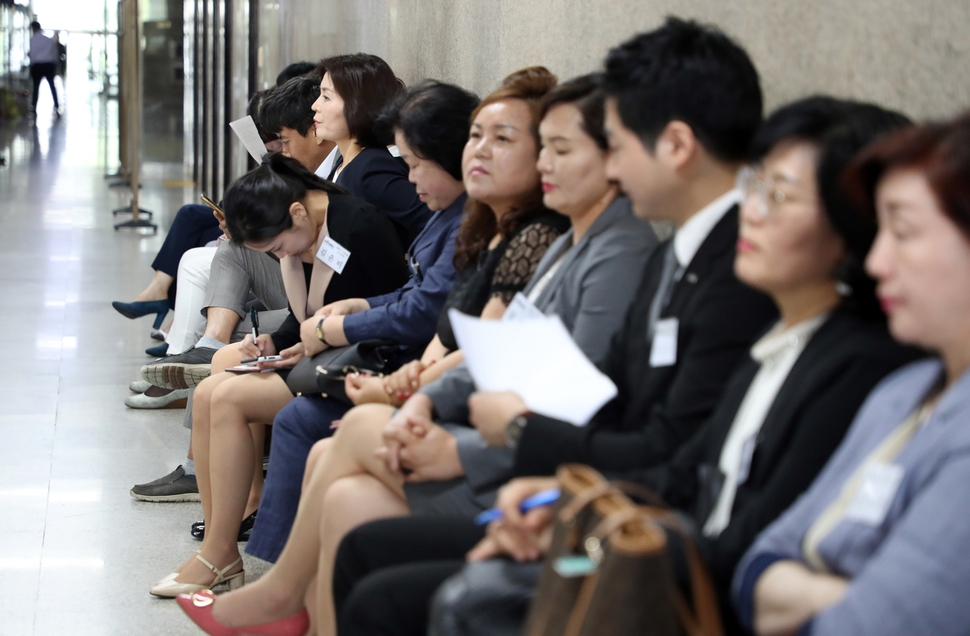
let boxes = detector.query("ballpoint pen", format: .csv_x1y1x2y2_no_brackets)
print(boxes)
251,308,260,351
474,488,561,525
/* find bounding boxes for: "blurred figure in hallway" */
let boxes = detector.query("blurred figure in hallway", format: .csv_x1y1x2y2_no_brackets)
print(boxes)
28,21,60,114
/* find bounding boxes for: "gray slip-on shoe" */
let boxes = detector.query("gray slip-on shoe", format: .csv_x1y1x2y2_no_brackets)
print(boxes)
130,465,201,502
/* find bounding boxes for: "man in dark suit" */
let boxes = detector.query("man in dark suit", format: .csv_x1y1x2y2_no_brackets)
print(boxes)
330,19,778,635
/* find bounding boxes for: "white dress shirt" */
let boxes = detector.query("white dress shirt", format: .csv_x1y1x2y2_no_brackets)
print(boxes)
703,313,828,537
29,33,60,65
673,188,742,268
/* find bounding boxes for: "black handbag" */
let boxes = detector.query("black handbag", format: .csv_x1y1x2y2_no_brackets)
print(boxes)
284,339,400,403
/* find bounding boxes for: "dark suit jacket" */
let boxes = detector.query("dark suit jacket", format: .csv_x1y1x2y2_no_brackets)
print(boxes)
334,146,432,249
513,206,778,476
271,193,410,351
627,308,920,608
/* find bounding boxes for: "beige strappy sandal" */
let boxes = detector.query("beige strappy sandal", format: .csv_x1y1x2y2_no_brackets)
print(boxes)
149,554,245,598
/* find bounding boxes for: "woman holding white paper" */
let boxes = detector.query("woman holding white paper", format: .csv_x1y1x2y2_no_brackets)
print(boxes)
175,74,657,636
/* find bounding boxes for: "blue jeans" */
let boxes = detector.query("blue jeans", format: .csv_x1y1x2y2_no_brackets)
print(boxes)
246,395,351,562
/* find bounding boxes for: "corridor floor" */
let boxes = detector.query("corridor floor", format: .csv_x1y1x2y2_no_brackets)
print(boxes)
0,83,259,634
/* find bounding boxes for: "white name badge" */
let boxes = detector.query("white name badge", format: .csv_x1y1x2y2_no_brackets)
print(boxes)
649,318,679,367
316,236,350,274
502,292,545,323
845,462,905,526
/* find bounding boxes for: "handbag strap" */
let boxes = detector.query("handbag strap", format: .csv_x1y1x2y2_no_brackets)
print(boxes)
558,482,619,526
650,510,724,636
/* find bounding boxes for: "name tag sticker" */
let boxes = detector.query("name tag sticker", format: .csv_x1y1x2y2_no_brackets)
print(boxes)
650,318,679,367
502,292,545,323
845,462,905,526
316,236,351,274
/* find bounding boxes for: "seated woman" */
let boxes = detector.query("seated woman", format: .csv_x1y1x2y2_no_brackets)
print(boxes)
732,114,970,635
312,53,431,248
176,71,660,636
149,153,409,598
244,79,481,562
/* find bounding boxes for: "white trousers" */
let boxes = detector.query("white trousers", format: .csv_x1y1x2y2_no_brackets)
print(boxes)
165,246,217,355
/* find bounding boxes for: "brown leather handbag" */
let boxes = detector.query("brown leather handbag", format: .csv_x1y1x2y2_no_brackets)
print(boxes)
521,464,723,636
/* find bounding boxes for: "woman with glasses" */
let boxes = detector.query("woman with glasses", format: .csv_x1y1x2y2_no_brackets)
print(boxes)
312,97,922,636
732,113,970,636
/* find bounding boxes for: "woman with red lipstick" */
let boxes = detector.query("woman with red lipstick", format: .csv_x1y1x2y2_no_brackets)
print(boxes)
310,54,431,250
733,113,970,636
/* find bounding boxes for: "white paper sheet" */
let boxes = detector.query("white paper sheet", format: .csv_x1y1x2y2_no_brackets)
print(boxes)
229,115,268,163
449,309,617,426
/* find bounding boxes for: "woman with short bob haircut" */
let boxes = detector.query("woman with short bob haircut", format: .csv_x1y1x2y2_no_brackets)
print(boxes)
312,53,430,248
734,113,970,636
148,154,408,598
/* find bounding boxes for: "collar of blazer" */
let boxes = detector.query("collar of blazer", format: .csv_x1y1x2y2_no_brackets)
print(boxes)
704,309,910,471
527,196,636,307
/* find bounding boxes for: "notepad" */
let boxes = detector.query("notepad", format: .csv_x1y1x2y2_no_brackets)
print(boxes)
449,309,617,426
229,115,268,163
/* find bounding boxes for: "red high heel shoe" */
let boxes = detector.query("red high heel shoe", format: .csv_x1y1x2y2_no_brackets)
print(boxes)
177,590,309,636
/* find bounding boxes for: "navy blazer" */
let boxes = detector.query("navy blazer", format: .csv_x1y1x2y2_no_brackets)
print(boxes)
335,147,432,249
343,193,466,349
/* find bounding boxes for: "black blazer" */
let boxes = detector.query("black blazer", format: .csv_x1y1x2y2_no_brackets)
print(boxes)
628,309,921,634
271,193,410,351
335,147,432,250
513,206,778,476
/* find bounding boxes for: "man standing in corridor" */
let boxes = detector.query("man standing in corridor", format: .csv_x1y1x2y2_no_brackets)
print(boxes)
28,21,61,114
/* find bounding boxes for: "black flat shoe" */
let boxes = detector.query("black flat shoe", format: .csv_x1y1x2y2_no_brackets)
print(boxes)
191,509,258,541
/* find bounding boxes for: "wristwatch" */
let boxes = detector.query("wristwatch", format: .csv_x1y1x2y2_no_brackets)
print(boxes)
504,414,529,449
315,316,332,346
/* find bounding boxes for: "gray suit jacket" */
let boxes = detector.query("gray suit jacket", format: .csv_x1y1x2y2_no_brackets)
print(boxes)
412,197,658,505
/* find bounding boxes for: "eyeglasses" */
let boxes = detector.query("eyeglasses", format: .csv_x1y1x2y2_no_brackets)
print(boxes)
737,166,817,220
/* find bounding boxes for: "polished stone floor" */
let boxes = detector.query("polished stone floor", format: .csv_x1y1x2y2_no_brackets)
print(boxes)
0,78,252,634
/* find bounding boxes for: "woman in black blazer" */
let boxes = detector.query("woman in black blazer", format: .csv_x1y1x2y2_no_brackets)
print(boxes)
315,98,922,636
148,154,408,598
312,53,431,248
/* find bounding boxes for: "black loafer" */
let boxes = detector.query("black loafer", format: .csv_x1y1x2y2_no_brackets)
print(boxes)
191,509,258,541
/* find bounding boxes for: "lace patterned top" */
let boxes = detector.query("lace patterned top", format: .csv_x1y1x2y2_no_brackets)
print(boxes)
436,210,570,351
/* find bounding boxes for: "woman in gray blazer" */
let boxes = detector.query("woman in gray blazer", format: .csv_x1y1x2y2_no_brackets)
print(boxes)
175,75,658,635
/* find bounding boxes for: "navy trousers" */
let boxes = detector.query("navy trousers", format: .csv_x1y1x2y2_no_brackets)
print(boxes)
246,394,350,562
151,203,223,309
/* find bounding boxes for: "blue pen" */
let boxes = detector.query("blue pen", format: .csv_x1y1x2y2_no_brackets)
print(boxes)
475,488,561,525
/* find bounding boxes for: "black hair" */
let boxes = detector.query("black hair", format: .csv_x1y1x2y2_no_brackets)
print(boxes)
376,80,480,181
247,88,277,145
259,75,321,137
753,96,912,321
30,21,41,31
540,73,607,150
315,53,404,147
603,16,763,162
222,153,348,245
276,61,316,87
